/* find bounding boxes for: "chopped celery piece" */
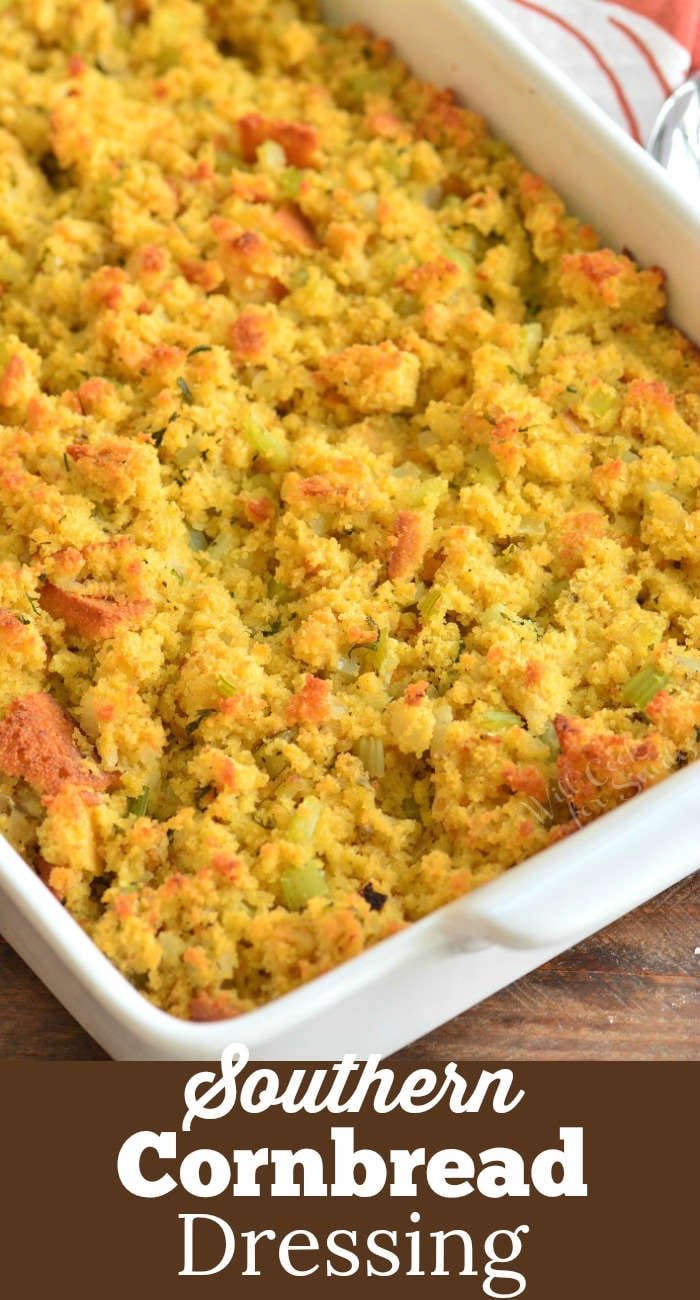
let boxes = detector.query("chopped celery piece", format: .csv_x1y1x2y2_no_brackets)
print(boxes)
443,244,473,273
406,474,449,508
281,860,329,910
286,796,321,845
621,665,668,710
355,736,385,778
585,386,618,418
280,167,302,198
419,587,444,621
466,446,499,486
245,417,290,469
269,579,293,602
289,266,309,290
127,788,150,817
482,604,542,638
156,46,180,73
264,749,288,778
215,149,235,172
481,709,523,732
538,720,560,757
342,70,385,101
548,579,569,603
217,676,237,697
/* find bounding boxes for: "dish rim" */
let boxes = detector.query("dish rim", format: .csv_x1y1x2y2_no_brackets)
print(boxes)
1,0,699,1057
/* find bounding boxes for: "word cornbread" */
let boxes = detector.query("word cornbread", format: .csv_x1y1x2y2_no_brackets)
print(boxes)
1,0,699,1021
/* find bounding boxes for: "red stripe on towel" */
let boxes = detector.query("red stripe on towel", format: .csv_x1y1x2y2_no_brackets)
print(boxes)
510,0,644,140
609,16,673,98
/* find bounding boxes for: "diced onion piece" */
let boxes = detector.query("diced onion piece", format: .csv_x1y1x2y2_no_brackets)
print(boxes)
286,796,321,845
621,665,668,710
431,701,453,755
158,931,186,961
676,654,700,673
281,860,329,910
466,446,499,486
355,736,385,778
422,186,442,210
522,322,542,361
357,191,379,219
187,527,208,551
517,515,545,539
257,139,287,171
336,655,360,680
560,411,585,438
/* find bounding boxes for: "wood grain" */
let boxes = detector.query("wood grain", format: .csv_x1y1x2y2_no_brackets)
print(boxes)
0,873,698,1060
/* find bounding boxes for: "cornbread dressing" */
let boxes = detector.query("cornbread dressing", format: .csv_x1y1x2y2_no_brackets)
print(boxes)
0,0,699,1021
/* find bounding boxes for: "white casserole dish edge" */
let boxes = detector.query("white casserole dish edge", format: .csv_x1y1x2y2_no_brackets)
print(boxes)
1,0,698,1060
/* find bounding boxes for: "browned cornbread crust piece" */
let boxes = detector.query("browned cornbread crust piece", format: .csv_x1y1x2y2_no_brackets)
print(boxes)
0,0,699,1021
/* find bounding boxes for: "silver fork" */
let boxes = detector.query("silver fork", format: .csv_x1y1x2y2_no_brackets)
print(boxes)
648,73,700,202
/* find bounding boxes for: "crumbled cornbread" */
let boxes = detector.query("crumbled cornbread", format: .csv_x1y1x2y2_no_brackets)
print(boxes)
1,0,699,1021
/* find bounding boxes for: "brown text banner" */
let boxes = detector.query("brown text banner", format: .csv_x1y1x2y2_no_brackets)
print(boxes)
0,1061,693,1296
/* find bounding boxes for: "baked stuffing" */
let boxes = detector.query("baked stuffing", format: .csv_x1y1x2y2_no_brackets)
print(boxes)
0,0,699,1020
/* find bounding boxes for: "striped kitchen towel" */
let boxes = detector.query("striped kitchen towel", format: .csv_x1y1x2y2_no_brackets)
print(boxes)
488,0,698,142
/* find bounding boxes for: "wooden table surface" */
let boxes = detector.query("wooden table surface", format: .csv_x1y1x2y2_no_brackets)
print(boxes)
1,872,698,1060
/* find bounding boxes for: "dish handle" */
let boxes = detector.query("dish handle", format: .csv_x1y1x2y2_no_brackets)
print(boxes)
440,764,700,951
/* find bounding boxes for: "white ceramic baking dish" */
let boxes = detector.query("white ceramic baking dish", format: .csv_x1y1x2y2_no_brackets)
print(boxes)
1,0,699,1060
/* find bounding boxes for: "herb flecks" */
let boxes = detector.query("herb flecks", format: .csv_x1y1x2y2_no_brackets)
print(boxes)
260,617,282,638
178,376,194,405
151,412,178,447
186,708,215,734
349,617,380,659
